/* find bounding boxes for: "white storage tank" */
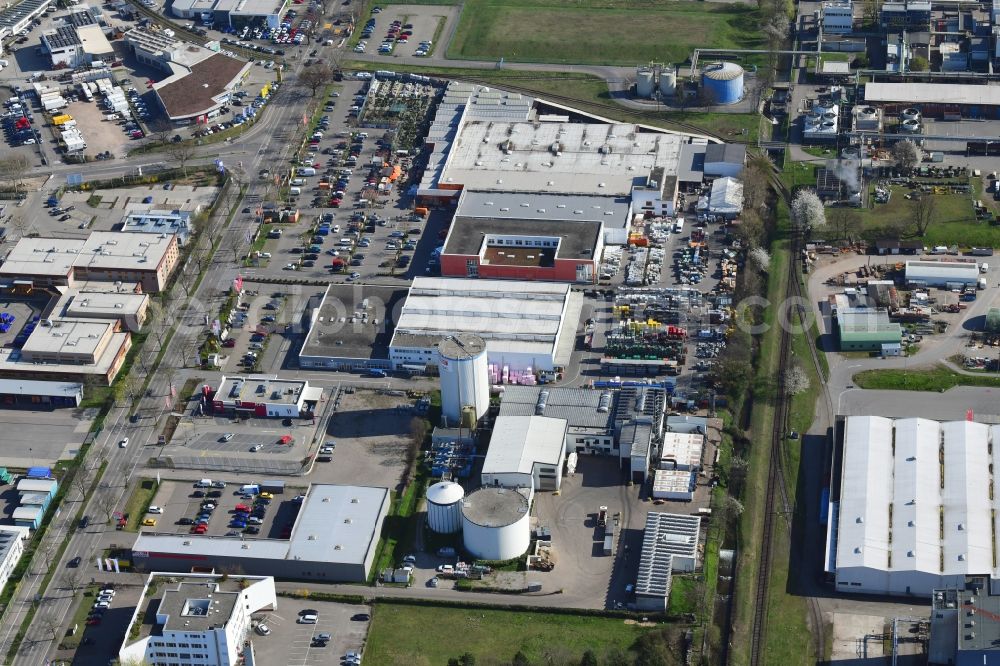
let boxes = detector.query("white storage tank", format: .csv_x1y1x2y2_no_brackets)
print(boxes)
439,333,489,427
426,481,465,534
636,66,656,99
659,66,677,98
461,487,531,561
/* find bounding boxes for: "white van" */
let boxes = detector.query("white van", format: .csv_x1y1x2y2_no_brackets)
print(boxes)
240,484,260,495
981,263,989,274
195,479,213,487
290,178,305,186
298,167,316,176
289,187,301,195
673,218,685,233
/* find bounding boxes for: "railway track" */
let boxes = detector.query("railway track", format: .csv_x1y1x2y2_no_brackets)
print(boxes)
747,166,794,666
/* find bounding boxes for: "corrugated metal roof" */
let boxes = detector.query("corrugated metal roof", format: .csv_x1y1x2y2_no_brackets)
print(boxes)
635,513,701,597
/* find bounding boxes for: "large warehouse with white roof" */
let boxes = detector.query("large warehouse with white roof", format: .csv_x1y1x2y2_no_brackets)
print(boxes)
827,416,1000,597
388,277,581,373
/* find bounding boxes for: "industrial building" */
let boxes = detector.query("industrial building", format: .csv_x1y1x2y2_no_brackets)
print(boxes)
121,209,194,246
823,0,855,33
864,82,1000,119
836,308,903,352
905,260,982,288
53,290,150,332
0,317,132,385
453,190,631,245
118,573,277,666
826,416,1000,597
634,512,702,611
659,431,704,471
131,485,390,582
438,333,491,427
497,384,668,482
481,415,568,492
0,232,180,293
0,378,82,409
388,277,582,375
124,28,251,123
211,375,322,418
652,469,696,501
439,216,604,283
297,283,406,372
702,177,744,218
0,0,53,41
928,582,1000,666
169,0,286,30
461,486,531,561
0,529,25,597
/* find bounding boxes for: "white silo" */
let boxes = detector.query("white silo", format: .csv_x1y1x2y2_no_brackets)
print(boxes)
659,66,677,98
636,66,656,99
462,487,531,561
426,481,465,534
438,333,489,426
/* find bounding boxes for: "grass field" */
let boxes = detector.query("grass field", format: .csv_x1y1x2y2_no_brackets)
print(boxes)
447,0,763,65
122,478,159,531
854,364,1000,391
859,184,1000,247
365,603,655,665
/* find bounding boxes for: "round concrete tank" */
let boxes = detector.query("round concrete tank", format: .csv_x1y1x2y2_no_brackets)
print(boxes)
841,146,860,159
461,487,531,561
900,119,921,133
901,107,921,121
426,481,465,534
701,62,744,105
658,66,676,98
636,67,656,99
438,333,489,427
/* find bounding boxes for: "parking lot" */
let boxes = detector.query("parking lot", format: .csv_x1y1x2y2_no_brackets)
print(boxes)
253,597,370,666
145,478,306,539
165,407,326,475
355,5,451,58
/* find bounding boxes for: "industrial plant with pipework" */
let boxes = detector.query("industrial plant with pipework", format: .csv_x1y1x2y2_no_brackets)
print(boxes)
826,416,1000,597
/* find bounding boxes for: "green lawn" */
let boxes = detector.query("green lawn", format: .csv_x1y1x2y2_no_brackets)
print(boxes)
122,478,159,531
447,0,763,65
365,603,655,665
861,184,1000,247
854,364,1000,391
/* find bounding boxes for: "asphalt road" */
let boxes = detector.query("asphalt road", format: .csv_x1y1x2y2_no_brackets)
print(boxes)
4,45,319,666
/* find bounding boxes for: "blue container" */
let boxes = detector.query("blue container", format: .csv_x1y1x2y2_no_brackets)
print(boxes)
701,62,744,105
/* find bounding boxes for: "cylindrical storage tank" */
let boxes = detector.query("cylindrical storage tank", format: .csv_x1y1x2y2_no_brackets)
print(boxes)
701,63,743,105
636,67,655,99
901,107,921,121
841,147,860,159
438,333,490,426
426,481,465,534
658,66,676,98
460,405,477,430
462,487,531,561
901,119,921,133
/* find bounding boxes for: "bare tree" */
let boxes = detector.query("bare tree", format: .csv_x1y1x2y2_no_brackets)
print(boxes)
827,206,863,241
36,541,57,574
791,189,826,228
228,234,247,263
72,468,91,501
162,366,177,398
166,143,197,177
9,214,29,240
37,612,62,641
96,492,118,524
0,154,30,195
148,118,174,145
892,139,922,170
61,567,84,593
298,63,334,96
909,193,938,236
